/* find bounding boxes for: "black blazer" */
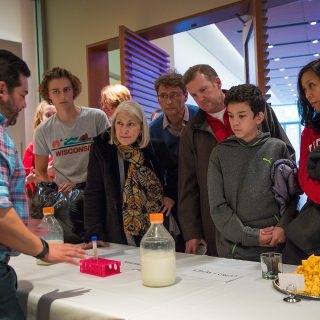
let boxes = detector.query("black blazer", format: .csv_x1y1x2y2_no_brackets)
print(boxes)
83,130,177,243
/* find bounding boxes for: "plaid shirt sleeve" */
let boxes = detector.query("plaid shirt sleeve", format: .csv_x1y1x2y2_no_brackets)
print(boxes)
0,121,28,225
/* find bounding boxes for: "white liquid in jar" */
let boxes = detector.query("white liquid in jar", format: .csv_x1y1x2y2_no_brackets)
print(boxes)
36,239,64,266
141,250,176,287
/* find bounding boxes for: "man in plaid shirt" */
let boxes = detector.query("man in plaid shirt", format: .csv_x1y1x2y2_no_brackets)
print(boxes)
0,50,86,319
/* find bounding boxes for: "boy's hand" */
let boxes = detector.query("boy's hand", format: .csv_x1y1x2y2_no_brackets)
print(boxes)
269,226,286,247
58,182,75,192
47,160,55,177
260,226,274,235
259,229,273,246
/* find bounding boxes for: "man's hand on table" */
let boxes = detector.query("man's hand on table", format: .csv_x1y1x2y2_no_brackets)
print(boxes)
43,243,86,265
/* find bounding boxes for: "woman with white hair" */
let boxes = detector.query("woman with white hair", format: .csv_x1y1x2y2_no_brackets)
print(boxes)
83,101,176,247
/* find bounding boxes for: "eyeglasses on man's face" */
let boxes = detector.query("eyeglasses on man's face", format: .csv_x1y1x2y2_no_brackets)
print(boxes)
157,92,184,101
50,86,73,96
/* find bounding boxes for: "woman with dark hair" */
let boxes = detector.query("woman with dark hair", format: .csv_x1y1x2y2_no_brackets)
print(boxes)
296,59,320,203
284,59,320,264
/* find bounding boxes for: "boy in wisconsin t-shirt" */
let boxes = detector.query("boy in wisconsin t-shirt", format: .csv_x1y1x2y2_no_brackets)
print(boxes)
34,67,109,242
34,67,109,191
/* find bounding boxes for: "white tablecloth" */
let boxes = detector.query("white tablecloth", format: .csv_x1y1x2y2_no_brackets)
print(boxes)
10,243,319,320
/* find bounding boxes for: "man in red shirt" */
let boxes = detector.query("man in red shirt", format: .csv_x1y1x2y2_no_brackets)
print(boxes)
178,64,295,256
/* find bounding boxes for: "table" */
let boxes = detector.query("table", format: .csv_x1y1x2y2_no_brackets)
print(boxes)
10,243,318,320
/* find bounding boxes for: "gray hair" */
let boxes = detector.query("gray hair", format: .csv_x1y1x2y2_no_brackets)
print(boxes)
109,100,150,148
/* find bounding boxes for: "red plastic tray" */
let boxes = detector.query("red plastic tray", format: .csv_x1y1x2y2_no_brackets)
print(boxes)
80,257,121,277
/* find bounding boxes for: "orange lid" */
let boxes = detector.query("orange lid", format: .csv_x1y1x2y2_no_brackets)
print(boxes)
149,213,163,223
42,207,54,215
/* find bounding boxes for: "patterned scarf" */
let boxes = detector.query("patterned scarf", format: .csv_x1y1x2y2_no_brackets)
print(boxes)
117,143,163,236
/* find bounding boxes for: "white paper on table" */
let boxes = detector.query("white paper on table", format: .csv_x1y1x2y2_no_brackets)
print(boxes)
86,248,126,258
100,252,141,271
119,255,141,271
278,273,305,291
178,263,250,283
86,248,141,271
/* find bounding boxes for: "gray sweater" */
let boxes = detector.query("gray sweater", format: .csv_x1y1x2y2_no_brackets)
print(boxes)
207,132,297,261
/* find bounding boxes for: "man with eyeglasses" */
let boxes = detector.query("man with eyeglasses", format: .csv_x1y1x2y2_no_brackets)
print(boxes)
150,70,198,160
178,64,295,257
150,70,198,252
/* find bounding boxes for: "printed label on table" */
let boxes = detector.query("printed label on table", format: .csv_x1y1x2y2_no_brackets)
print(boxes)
179,264,250,283
87,249,141,271
109,254,141,271
121,257,141,271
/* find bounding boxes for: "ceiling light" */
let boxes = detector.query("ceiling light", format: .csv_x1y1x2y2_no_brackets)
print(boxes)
293,94,297,97
291,89,295,92
268,45,274,49
310,21,317,26
274,58,280,61
312,40,319,44
314,53,320,57
288,83,292,86
280,68,285,71
284,76,289,79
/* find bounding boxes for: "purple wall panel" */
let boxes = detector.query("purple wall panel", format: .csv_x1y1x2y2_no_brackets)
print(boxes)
121,28,170,118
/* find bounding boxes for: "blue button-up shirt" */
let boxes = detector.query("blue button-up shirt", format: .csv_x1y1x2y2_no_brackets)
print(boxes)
0,113,28,260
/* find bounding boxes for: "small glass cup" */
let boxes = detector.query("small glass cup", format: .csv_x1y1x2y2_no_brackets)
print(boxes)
260,252,283,280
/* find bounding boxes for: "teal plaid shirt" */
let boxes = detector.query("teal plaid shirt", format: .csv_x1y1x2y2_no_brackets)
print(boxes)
0,113,28,260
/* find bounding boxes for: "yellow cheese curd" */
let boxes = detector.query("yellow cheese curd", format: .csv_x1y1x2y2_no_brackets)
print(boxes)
295,255,320,296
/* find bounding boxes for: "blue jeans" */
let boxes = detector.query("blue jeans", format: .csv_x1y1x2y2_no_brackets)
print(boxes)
0,263,25,320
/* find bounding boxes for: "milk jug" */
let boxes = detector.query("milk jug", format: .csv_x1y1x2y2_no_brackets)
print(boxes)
140,213,176,287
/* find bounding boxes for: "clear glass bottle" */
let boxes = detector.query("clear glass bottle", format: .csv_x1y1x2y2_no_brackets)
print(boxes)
36,206,64,265
140,213,176,287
